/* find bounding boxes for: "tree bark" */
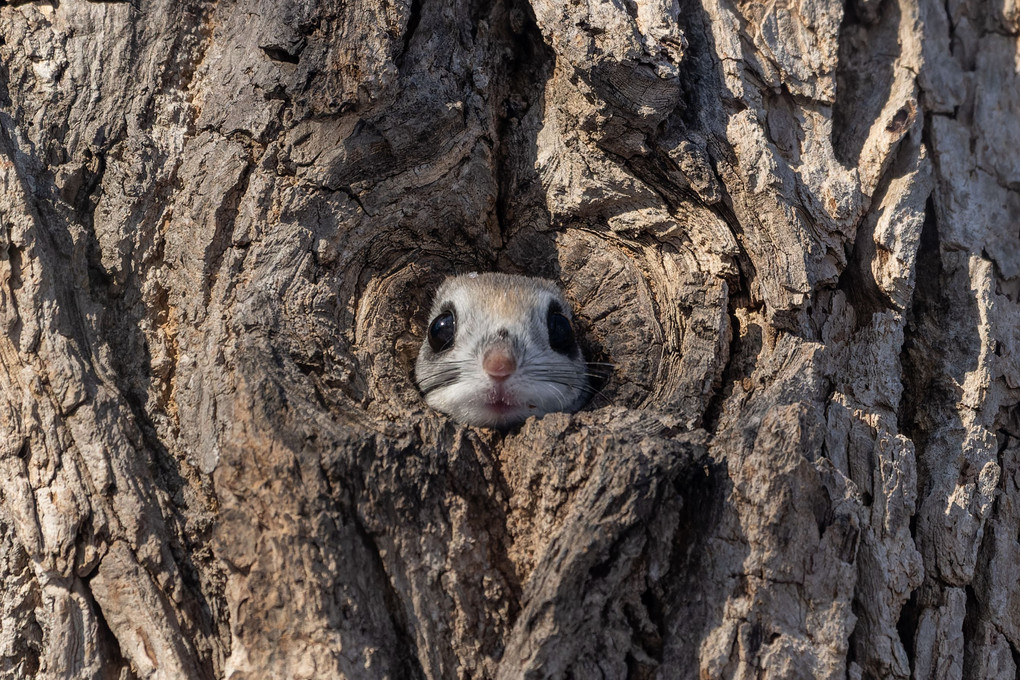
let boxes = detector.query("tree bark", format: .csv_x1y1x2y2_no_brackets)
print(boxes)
0,0,1017,678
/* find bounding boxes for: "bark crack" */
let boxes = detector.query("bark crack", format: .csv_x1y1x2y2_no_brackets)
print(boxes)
396,0,424,69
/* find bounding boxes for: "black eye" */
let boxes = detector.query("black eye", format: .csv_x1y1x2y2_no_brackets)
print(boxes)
427,310,456,352
547,305,577,356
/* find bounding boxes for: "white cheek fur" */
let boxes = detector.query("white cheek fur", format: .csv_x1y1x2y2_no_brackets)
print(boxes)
421,353,588,427
415,273,590,427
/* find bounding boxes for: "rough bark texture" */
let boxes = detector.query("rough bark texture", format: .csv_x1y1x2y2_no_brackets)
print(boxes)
0,0,1016,678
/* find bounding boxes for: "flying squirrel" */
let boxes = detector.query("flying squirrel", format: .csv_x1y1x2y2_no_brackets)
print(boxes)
415,272,594,427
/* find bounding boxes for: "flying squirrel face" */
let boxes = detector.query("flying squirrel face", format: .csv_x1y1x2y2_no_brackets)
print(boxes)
415,272,590,427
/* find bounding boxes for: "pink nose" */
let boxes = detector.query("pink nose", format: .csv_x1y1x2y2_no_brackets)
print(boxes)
483,349,517,382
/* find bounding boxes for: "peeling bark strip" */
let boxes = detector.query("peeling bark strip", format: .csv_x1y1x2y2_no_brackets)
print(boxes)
0,0,1016,678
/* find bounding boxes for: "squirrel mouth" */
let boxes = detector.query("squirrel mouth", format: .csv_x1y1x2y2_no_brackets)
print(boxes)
485,388,519,414
486,402,516,415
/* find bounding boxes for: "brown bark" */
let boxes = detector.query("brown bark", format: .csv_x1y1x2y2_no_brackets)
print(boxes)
0,0,1016,678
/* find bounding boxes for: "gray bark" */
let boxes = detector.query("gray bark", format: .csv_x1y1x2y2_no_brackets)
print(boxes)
0,0,1016,678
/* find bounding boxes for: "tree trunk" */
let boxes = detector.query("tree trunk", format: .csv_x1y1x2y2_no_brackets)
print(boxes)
0,0,1016,678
